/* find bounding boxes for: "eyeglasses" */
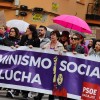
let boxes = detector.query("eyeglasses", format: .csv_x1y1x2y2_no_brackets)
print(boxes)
10,31,15,32
71,37,79,40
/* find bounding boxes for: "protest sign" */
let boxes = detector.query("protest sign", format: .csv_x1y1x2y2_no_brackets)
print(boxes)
0,46,100,99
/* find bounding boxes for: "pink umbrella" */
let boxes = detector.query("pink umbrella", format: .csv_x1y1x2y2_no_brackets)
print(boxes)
53,15,92,34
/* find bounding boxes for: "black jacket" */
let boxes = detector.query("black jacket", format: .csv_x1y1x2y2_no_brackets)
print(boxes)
0,36,20,46
19,35,40,47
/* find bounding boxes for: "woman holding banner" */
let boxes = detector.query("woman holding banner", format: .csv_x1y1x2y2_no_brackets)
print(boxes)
0,27,20,98
0,27,20,47
43,30,63,50
18,24,40,47
16,24,40,99
66,33,85,54
34,30,66,100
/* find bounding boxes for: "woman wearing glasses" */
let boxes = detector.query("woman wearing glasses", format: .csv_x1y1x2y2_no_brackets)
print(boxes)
66,33,85,54
0,27,20,47
0,27,20,98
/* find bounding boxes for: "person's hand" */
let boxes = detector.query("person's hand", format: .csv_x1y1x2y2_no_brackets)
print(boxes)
29,45,33,49
59,52,62,55
41,46,45,49
63,49,67,53
54,48,63,55
84,53,88,56
73,51,77,55
54,49,58,51
10,46,15,49
15,45,19,48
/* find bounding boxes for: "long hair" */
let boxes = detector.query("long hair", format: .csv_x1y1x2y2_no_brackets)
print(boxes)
62,31,70,44
9,27,19,38
28,24,38,39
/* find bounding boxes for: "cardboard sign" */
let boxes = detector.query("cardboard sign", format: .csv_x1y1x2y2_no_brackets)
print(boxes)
0,10,6,27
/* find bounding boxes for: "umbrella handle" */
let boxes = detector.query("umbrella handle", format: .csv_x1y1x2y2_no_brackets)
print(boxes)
69,24,73,33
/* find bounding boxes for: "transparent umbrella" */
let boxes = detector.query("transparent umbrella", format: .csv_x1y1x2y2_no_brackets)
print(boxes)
47,24,70,32
6,19,29,34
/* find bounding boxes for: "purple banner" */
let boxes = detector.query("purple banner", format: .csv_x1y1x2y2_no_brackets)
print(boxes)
0,46,100,99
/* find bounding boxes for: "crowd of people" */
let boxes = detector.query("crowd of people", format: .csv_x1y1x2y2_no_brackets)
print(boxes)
0,24,100,100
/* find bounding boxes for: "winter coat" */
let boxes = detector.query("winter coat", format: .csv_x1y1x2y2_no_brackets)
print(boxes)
0,36,20,46
19,35,40,47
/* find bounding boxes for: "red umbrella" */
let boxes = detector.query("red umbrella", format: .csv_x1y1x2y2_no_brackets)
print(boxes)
53,15,92,34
